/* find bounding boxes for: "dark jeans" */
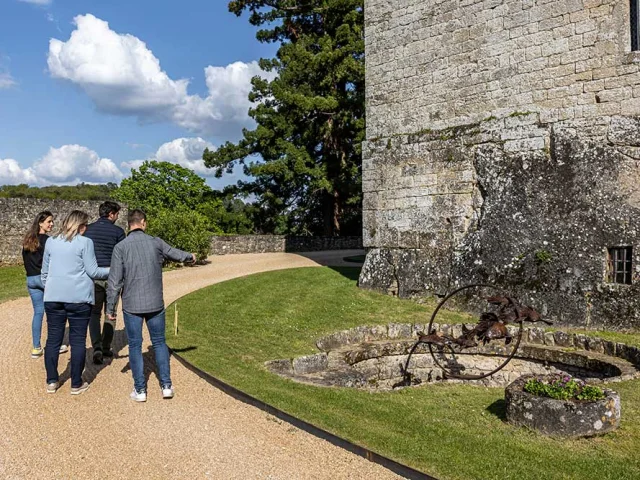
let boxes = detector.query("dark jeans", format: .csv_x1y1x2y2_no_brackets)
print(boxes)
123,309,171,392
44,302,91,388
89,280,116,353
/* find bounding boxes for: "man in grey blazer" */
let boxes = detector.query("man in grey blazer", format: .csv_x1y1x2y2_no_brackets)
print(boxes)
106,209,195,402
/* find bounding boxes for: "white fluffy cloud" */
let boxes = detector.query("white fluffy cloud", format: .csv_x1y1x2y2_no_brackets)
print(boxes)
0,145,124,186
121,137,216,176
0,159,38,184
48,14,274,136
33,145,123,184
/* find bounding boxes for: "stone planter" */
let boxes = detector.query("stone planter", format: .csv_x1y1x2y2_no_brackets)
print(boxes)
505,375,621,438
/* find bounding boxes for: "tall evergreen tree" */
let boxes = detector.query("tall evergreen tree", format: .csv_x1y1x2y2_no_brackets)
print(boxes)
204,0,364,236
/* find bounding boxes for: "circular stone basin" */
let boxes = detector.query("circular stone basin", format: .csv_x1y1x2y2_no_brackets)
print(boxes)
505,375,621,438
265,324,640,391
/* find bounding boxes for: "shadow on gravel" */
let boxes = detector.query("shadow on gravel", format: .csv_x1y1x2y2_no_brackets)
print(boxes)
293,250,365,267
120,346,168,388
58,328,129,387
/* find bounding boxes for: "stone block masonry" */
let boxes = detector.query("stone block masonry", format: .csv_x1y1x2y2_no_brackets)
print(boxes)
362,0,640,328
0,198,128,264
366,0,640,139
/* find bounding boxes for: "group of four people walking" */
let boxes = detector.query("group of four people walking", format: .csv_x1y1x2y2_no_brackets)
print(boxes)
22,202,196,400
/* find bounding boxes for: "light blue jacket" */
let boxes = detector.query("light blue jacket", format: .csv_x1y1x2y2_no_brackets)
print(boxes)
42,235,109,304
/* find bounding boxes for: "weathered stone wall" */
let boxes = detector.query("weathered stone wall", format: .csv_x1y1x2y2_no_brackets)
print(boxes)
210,235,363,255
0,198,128,264
366,0,640,138
362,0,640,328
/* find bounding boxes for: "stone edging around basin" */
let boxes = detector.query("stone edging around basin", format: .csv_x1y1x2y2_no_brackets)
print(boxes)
505,374,621,438
265,323,640,390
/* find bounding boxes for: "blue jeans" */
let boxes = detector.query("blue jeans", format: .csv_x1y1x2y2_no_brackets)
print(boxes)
26,275,45,348
123,309,171,392
44,302,91,388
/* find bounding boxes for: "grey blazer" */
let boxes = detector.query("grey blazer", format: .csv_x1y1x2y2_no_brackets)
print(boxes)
106,230,193,315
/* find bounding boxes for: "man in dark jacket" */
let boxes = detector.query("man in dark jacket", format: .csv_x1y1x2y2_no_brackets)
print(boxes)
106,209,195,402
84,201,126,364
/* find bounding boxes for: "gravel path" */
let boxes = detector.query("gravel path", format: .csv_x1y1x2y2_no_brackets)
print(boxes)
0,251,401,479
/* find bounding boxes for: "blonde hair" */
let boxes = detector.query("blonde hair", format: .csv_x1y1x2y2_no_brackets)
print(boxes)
57,210,89,242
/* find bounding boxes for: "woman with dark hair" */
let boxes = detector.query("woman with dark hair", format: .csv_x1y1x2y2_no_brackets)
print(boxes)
22,211,68,358
42,210,109,395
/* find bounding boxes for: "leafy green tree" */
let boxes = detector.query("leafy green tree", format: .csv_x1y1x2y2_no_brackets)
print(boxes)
197,195,255,235
204,0,364,236
147,208,217,261
113,161,212,214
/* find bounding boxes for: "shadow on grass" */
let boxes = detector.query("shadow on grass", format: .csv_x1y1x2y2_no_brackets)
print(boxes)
171,346,197,353
327,266,361,282
486,398,507,421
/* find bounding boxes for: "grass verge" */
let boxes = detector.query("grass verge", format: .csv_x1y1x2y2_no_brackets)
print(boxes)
167,267,640,480
0,265,26,304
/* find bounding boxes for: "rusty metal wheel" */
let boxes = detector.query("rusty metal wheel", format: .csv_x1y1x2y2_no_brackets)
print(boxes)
424,284,525,381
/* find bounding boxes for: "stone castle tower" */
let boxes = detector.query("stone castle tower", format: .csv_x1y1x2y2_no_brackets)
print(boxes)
360,0,640,328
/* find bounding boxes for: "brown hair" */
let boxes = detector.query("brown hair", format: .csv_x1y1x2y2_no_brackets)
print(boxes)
57,210,90,242
128,209,146,227
22,211,53,252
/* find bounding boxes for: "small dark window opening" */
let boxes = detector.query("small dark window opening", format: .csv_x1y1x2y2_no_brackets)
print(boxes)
632,0,640,51
607,247,633,284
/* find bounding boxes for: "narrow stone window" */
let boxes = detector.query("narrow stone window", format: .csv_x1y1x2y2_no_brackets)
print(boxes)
607,246,633,284
632,0,640,50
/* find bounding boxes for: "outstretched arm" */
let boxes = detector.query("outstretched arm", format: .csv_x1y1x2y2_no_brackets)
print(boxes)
156,237,195,264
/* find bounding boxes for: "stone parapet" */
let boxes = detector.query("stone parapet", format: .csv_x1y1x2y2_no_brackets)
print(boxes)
210,235,363,255
0,198,127,265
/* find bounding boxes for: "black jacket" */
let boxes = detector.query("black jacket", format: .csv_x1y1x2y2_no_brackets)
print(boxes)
84,218,126,267
22,234,49,276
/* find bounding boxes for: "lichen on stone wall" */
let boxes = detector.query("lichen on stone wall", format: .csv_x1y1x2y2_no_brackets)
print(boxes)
360,115,640,328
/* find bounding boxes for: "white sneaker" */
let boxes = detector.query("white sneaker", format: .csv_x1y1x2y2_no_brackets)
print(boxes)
59,344,69,354
130,389,147,402
70,382,90,395
46,382,59,394
162,385,174,399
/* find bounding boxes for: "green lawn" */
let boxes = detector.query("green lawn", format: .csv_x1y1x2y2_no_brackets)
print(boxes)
0,265,26,303
166,267,640,480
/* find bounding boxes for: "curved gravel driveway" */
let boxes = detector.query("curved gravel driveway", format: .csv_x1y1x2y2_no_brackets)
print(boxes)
0,251,402,479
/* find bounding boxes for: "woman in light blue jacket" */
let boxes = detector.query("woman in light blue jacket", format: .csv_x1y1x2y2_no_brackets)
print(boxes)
42,210,109,395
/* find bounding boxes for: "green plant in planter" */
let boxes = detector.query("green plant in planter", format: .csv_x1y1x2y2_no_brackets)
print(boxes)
524,375,605,401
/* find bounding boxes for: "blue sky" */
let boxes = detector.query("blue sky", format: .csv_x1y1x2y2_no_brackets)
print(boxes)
0,0,276,188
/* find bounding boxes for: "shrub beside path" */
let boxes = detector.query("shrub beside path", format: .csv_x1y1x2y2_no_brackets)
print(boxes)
0,251,400,479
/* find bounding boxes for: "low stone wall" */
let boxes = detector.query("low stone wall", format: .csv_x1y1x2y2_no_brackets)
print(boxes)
266,323,640,390
0,198,127,265
210,235,363,255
